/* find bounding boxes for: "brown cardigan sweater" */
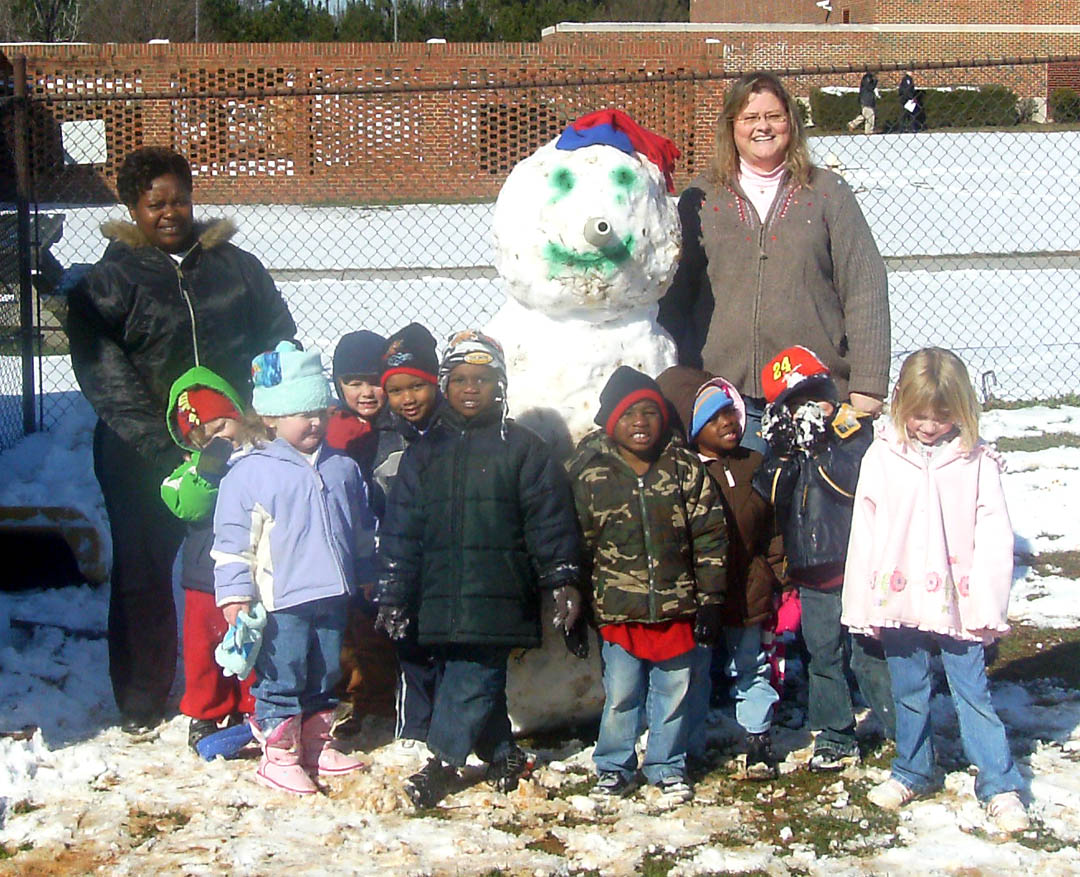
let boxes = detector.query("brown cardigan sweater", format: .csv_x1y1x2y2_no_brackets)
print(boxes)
659,167,890,401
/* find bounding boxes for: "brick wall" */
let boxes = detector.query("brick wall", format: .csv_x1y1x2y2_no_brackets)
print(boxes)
693,0,1080,24
5,36,1074,205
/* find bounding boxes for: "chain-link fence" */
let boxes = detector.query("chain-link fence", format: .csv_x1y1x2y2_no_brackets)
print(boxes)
2,55,1079,450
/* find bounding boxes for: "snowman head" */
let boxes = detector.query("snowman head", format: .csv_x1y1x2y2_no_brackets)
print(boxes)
493,110,682,320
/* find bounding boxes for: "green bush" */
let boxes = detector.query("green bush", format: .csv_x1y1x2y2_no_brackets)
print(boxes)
809,84,1021,132
1050,87,1080,123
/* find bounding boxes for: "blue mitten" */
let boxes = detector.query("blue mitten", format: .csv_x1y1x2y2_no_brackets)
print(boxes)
214,603,268,679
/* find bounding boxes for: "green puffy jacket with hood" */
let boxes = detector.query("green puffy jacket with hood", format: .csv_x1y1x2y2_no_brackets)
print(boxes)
159,365,247,523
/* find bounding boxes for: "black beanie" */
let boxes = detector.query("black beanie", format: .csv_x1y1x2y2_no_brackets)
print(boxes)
333,330,387,381
381,322,439,388
595,365,669,436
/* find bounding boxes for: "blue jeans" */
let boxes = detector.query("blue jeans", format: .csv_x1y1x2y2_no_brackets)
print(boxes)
800,587,895,749
739,395,768,455
881,628,1022,801
426,645,512,768
252,596,347,730
594,640,693,784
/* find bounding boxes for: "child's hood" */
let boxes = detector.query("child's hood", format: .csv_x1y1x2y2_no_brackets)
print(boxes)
166,365,247,452
656,366,746,443
875,416,1002,471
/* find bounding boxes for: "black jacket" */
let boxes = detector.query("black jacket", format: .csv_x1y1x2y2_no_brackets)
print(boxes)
859,72,878,108
752,405,873,586
363,398,443,520
376,405,581,647
67,219,296,465
899,74,916,104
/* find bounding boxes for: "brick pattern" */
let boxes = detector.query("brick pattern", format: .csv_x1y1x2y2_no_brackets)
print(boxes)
693,0,1080,25
8,39,1074,204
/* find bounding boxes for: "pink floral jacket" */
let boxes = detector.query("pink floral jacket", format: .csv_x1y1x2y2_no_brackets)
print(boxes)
841,421,1014,643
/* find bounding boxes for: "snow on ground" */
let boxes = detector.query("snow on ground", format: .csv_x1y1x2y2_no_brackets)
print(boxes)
0,407,1077,874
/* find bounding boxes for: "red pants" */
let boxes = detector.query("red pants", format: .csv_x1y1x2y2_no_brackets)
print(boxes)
179,589,255,721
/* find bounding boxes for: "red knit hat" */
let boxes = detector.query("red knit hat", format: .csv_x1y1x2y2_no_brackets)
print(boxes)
761,346,833,406
175,387,241,440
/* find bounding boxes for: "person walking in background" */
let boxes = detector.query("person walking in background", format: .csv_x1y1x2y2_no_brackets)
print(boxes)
843,348,1029,833
67,146,295,734
570,366,729,806
213,341,372,795
659,71,890,455
847,71,878,134
899,72,918,132
753,346,895,771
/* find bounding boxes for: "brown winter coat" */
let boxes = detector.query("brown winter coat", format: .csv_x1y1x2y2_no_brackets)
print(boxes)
657,366,783,628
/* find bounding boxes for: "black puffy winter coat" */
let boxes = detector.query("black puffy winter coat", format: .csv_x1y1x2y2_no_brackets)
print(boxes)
67,219,296,464
752,404,874,586
376,405,581,647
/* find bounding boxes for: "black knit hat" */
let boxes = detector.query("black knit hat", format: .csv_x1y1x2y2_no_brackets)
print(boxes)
380,323,439,388
333,330,387,381
595,365,669,436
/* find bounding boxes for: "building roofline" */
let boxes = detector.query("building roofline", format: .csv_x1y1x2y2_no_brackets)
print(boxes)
542,21,1080,37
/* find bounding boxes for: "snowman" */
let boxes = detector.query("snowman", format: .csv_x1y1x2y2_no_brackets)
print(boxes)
495,110,683,734
486,109,682,455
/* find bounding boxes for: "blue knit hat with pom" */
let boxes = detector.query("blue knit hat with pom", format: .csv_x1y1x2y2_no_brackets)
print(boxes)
251,340,333,417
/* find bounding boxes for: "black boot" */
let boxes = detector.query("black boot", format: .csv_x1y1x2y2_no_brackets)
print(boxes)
405,757,456,809
485,746,532,794
744,731,779,780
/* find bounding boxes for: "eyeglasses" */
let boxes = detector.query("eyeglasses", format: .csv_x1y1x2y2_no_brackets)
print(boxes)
734,112,789,127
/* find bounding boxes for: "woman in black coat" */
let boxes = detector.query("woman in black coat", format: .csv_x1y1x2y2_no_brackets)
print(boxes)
67,147,295,732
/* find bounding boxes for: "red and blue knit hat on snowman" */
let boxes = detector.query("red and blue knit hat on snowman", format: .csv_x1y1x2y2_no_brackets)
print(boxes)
555,108,681,193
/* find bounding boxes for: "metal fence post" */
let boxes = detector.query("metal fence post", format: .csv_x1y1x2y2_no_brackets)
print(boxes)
13,55,35,437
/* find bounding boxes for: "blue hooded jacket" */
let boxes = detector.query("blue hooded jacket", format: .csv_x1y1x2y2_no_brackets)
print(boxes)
212,438,375,611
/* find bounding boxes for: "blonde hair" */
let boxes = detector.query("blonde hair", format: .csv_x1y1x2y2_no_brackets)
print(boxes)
710,71,814,190
890,348,981,451
188,410,269,450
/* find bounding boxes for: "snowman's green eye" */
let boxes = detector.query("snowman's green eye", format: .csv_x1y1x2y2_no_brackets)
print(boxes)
611,166,637,189
549,167,575,201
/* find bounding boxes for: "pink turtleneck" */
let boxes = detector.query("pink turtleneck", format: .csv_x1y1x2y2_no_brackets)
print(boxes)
738,159,787,223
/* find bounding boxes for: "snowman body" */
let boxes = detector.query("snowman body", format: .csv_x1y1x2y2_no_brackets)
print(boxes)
491,132,683,734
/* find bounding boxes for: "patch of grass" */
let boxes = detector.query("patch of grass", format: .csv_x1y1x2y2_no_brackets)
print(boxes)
550,777,594,800
10,800,42,815
525,831,567,856
1018,550,1080,580
1013,823,1072,852
984,394,1080,410
994,433,1080,453
989,624,1080,689
640,851,678,876
0,842,33,859
126,808,191,844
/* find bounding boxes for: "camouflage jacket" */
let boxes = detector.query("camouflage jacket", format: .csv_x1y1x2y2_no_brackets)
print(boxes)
568,429,729,626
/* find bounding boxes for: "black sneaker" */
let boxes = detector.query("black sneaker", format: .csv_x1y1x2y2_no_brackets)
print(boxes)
120,711,163,736
187,718,221,750
744,731,779,781
654,775,693,805
808,745,859,772
485,746,533,794
590,771,639,800
404,758,456,809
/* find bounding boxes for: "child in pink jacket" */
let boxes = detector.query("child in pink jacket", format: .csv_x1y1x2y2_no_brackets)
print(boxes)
842,347,1028,834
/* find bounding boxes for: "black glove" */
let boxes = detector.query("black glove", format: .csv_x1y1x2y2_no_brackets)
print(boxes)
760,403,797,457
551,585,583,632
693,603,724,647
196,436,234,485
791,401,829,454
562,619,590,660
374,604,409,640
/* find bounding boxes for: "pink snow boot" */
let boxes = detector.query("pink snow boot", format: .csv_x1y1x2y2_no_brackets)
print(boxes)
252,716,318,795
301,710,367,777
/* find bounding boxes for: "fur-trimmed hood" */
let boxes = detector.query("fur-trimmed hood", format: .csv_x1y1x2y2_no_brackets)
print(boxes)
99,217,236,251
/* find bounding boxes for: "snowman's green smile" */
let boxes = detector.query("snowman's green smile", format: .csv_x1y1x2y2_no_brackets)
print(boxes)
543,234,634,276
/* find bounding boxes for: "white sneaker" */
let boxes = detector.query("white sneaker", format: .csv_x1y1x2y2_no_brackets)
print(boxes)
986,791,1029,833
380,737,431,766
654,775,693,806
867,777,917,810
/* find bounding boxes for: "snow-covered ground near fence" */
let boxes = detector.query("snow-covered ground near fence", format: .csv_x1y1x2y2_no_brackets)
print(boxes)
0,403,1077,874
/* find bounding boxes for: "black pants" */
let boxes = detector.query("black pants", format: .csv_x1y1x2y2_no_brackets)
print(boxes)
93,421,185,720
393,633,443,741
